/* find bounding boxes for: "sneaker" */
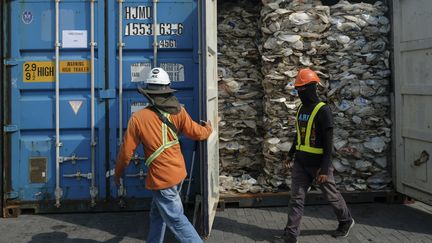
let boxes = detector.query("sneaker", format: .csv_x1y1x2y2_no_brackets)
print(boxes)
272,235,298,243
332,218,355,238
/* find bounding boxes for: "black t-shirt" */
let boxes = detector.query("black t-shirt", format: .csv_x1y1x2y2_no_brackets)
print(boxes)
292,104,334,166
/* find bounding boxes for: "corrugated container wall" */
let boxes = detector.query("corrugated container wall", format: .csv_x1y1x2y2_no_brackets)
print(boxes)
106,0,201,206
1,1,220,230
4,0,108,209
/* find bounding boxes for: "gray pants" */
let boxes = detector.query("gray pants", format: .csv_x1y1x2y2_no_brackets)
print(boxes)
285,162,352,238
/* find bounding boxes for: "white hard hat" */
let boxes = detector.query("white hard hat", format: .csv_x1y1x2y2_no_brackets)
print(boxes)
138,67,176,95
146,68,170,85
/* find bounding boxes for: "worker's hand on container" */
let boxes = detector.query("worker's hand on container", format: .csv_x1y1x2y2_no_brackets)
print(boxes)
200,120,212,129
283,156,294,170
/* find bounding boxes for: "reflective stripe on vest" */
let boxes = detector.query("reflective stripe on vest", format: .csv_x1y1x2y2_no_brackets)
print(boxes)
145,110,179,166
295,102,326,154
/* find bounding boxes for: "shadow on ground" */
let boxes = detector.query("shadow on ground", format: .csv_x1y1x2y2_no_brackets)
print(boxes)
28,232,123,243
11,203,432,243
210,203,432,241
33,210,178,243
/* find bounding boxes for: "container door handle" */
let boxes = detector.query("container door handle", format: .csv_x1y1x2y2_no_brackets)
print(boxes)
126,168,147,180
414,150,429,166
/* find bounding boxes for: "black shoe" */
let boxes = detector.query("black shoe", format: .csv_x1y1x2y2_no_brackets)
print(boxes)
332,218,355,238
272,235,298,243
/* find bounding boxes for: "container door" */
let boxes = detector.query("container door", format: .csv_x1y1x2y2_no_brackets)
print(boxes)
4,0,106,207
1,0,4,213
201,0,219,236
108,0,200,206
393,0,432,205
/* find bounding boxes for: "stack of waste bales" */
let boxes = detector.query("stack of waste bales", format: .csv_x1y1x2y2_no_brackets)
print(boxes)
260,0,331,189
218,0,266,193
325,0,392,191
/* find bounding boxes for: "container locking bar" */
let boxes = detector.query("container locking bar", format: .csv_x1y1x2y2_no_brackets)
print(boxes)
89,0,98,207
63,171,93,180
152,0,159,67
117,178,126,196
118,0,125,145
126,168,147,180
59,154,88,164
117,0,126,197
117,178,127,208
54,0,63,208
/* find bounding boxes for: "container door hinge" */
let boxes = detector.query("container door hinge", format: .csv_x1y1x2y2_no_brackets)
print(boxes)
3,125,18,133
3,59,18,66
5,191,19,200
99,89,116,100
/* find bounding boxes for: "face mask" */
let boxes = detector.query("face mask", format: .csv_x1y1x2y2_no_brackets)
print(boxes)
297,83,319,106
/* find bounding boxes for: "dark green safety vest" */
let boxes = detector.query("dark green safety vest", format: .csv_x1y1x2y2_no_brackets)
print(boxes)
295,102,325,155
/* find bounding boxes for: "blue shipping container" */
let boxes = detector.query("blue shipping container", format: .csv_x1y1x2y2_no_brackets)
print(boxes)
4,0,107,206
2,0,219,235
106,0,201,202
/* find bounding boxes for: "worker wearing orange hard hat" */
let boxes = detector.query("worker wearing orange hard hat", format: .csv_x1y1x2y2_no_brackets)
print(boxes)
294,68,321,87
275,68,354,243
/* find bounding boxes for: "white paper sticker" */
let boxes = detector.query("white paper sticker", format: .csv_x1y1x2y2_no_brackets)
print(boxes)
131,62,152,82
69,100,83,115
62,30,88,48
131,102,148,114
160,63,185,82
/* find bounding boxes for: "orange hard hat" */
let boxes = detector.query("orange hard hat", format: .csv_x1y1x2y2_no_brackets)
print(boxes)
295,68,320,87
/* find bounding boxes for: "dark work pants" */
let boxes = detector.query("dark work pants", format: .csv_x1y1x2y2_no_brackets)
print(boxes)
285,162,352,238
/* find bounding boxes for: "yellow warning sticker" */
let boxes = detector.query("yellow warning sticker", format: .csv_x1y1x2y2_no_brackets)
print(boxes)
60,60,90,73
23,60,91,82
23,62,55,82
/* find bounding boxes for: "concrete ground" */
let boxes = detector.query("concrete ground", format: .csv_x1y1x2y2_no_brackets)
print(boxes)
0,202,431,243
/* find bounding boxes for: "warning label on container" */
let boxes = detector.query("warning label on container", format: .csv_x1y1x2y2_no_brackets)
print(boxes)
23,61,91,82
23,62,55,82
60,61,90,73
69,100,83,115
